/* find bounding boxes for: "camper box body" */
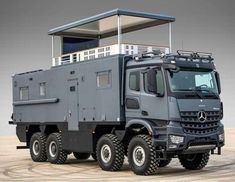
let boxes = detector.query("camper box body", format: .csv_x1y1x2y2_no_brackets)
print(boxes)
13,55,125,151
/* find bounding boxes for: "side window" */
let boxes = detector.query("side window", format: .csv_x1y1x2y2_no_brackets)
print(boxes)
156,70,164,95
144,69,164,95
97,71,111,88
39,82,46,96
129,71,140,91
19,87,29,100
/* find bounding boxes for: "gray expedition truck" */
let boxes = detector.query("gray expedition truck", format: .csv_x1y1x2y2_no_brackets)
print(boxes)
9,9,224,175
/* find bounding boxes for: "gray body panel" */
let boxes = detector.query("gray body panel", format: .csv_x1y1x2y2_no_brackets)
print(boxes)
12,55,123,130
168,97,221,121
177,99,221,112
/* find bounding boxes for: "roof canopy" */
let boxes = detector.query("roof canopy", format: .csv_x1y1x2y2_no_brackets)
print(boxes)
48,9,175,39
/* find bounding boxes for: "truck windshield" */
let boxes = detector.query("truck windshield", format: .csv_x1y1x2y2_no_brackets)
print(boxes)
167,68,219,95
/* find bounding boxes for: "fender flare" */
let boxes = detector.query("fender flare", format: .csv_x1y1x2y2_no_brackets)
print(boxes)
125,119,154,134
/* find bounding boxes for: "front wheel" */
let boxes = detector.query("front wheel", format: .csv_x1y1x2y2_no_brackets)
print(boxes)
128,135,159,175
97,134,124,171
178,152,209,170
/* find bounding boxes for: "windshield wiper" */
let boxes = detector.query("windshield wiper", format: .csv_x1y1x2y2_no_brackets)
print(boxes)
173,89,203,98
195,88,219,99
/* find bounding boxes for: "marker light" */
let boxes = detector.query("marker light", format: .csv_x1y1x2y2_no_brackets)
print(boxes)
219,133,224,141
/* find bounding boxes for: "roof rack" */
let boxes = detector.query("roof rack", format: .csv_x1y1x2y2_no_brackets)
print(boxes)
177,50,212,59
165,50,214,63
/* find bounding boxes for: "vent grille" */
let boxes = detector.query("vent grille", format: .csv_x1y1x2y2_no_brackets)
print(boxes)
180,111,221,135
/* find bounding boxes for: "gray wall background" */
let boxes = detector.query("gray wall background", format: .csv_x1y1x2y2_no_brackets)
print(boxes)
0,0,234,135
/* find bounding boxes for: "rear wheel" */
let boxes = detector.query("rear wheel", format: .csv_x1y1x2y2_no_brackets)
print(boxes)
73,152,90,160
97,134,124,171
46,133,67,164
158,158,172,167
30,132,47,162
178,152,209,170
128,135,159,175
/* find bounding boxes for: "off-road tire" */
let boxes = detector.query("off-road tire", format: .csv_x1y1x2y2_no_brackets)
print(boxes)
128,135,159,175
73,152,90,160
97,134,124,171
178,152,210,170
30,132,47,162
46,133,67,164
158,158,172,167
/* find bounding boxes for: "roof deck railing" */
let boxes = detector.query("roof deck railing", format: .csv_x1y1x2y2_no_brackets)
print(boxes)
52,43,169,66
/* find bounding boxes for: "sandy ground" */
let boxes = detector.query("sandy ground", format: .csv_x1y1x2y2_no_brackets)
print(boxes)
0,129,234,182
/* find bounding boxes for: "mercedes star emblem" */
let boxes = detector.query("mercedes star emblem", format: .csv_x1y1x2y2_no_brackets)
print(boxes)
197,111,207,123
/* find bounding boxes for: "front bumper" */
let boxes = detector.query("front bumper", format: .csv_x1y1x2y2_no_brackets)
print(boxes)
152,121,224,154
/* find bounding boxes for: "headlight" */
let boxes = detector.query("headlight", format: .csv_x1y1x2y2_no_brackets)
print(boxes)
170,135,184,144
219,133,224,141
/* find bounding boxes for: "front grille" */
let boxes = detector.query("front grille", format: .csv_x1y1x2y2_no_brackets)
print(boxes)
180,111,221,135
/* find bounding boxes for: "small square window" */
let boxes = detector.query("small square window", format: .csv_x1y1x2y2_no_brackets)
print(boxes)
39,82,46,96
97,71,111,88
20,87,29,100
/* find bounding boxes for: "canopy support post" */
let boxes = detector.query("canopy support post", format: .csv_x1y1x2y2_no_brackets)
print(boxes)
117,15,122,54
168,23,172,53
60,36,63,55
52,36,54,58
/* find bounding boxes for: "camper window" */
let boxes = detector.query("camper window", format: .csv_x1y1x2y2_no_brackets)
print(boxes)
97,71,111,88
39,82,46,96
19,87,29,100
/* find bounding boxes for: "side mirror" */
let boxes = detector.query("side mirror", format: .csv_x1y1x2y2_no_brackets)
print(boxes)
215,72,221,94
147,69,158,94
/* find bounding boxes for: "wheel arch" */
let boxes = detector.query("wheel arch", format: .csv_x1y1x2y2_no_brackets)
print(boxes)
19,122,66,146
125,119,154,135
120,119,154,151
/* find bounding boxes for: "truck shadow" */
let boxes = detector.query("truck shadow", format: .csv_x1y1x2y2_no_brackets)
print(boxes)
65,158,235,177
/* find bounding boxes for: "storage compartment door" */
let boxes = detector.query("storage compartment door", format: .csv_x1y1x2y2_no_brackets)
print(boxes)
67,79,79,130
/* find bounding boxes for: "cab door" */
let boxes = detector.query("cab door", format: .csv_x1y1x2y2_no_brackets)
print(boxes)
125,70,142,118
140,68,168,120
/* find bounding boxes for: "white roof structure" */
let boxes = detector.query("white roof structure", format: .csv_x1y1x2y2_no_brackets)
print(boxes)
48,9,175,39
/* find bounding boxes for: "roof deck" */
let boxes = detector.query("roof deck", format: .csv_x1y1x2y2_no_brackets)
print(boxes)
49,9,175,66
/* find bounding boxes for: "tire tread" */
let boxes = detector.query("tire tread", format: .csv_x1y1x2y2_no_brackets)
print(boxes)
47,132,67,164
128,135,159,175
97,134,124,171
30,132,47,162
179,152,209,170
